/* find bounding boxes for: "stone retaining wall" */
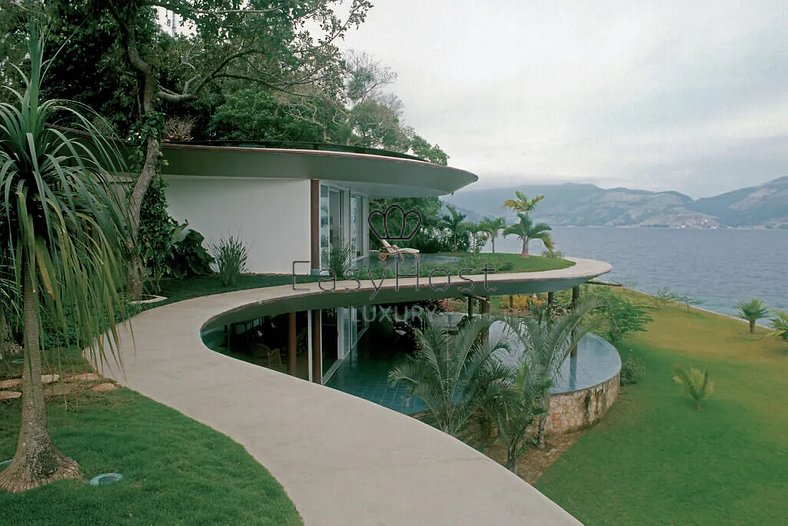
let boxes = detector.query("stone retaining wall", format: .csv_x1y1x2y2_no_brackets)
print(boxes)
545,373,620,435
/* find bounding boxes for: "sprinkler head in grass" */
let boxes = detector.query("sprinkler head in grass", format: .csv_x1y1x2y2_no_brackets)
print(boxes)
89,473,123,486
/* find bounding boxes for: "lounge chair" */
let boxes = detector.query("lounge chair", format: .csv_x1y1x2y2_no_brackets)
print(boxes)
378,239,420,262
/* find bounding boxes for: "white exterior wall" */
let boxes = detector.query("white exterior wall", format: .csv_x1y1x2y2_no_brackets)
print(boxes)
165,177,311,274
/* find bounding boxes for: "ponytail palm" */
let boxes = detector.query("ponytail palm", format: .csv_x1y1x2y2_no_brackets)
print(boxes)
388,316,511,437
0,29,129,492
503,212,554,257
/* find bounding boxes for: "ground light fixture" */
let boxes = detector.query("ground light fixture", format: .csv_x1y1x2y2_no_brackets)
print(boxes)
89,473,124,486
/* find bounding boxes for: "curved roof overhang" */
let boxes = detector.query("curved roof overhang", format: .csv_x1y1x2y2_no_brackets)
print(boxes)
160,142,479,197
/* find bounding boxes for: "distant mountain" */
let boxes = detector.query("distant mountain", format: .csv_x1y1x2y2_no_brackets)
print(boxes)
445,177,788,229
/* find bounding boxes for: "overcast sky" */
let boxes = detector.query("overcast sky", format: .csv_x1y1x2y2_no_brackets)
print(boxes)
342,0,788,198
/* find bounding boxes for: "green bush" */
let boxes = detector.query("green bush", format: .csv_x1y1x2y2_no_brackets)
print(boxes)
620,351,646,385
212,236,249,287
167,227,214,278
592,289,653,345
328,243,353,279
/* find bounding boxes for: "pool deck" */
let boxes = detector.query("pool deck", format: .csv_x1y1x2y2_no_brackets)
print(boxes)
95,259,610,525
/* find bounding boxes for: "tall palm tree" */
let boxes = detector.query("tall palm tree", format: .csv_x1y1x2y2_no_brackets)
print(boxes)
478,216,506,253
503,212,554,257
501,301,596,448
0,28,129,492
389,315,511,437
503,191,544,214
736,298,769,334
440,204,467,252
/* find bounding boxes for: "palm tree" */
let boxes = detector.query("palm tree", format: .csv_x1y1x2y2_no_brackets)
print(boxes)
736,298,769,334
673,367,714,410
388,316,511,437
440,204,467,252
503,191,544,214
501,301,596,448
770,311,788,343
0,29,129,492
478,217,506,253
503,213,554,257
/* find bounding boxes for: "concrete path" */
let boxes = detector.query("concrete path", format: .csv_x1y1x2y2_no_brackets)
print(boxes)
97,261,610,525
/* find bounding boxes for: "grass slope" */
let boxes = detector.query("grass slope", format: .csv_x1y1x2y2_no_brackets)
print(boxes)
0,388,301,525
536,291,788,525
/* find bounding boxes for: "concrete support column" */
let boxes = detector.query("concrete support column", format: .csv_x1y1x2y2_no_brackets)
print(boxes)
467,296,474,318
547,291,555,317
288,312,297,377
480,297,490,315
310,179,321,274
570,286,580,358
311,310,322,384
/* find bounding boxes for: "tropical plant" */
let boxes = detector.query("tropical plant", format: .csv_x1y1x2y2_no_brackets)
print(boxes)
328,243,353,279
0,29,129,492
388,316,511,437
440,204,468,252
673,366,714,410
484,362,548,472
477,217,507,253
592,290,653,345
167,226,213,279
503,212,554,257
211,236,249,288
503,300,597,446
619,351,646,385
503,191,544,214
770,311,788,343
736,298,769,334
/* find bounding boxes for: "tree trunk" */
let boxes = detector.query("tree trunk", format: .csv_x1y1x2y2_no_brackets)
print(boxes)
0,270,79,493
749,320,756,334
505,444,517,472
491,237,495,253
122,16,162,300
520,237,530,257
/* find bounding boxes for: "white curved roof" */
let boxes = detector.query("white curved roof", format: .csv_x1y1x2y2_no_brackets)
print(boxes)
161,142,479,197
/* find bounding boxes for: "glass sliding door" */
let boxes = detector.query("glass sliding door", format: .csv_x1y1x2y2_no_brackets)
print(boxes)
319,184,347,270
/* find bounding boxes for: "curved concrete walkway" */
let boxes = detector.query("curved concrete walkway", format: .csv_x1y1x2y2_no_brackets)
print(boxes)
98,260,610,525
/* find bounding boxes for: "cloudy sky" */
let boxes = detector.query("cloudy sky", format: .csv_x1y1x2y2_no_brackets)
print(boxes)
342,0,788,197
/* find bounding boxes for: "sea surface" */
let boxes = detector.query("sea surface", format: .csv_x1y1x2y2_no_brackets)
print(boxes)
494,227,788,316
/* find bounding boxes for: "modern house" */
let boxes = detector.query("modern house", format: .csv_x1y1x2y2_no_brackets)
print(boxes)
161,141,478,274
160,142,613,410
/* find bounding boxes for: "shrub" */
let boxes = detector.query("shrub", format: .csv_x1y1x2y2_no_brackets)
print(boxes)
212,236,249,287
543,247,564,259
620,351,646,385
673,366,714,410
167,227,214,278
328,243,353,279
771,311,788,343
592,290,653,345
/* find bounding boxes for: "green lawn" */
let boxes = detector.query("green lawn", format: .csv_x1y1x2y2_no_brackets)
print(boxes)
0,388,301,525
152,253,571,306
537,290,788,525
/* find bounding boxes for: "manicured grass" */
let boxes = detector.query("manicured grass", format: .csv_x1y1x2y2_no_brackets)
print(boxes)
0,388,301,525
152,253,571,307
436,252,574,274
536,290,788,525
156,274,309,306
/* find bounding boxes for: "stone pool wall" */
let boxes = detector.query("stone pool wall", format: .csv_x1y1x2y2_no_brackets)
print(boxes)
544,372,620,435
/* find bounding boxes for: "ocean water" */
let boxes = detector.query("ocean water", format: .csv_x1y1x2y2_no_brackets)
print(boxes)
494,227,788,316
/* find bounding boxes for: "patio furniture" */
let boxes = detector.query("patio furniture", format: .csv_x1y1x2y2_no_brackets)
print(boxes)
378,239,420,262
251,343,282,367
